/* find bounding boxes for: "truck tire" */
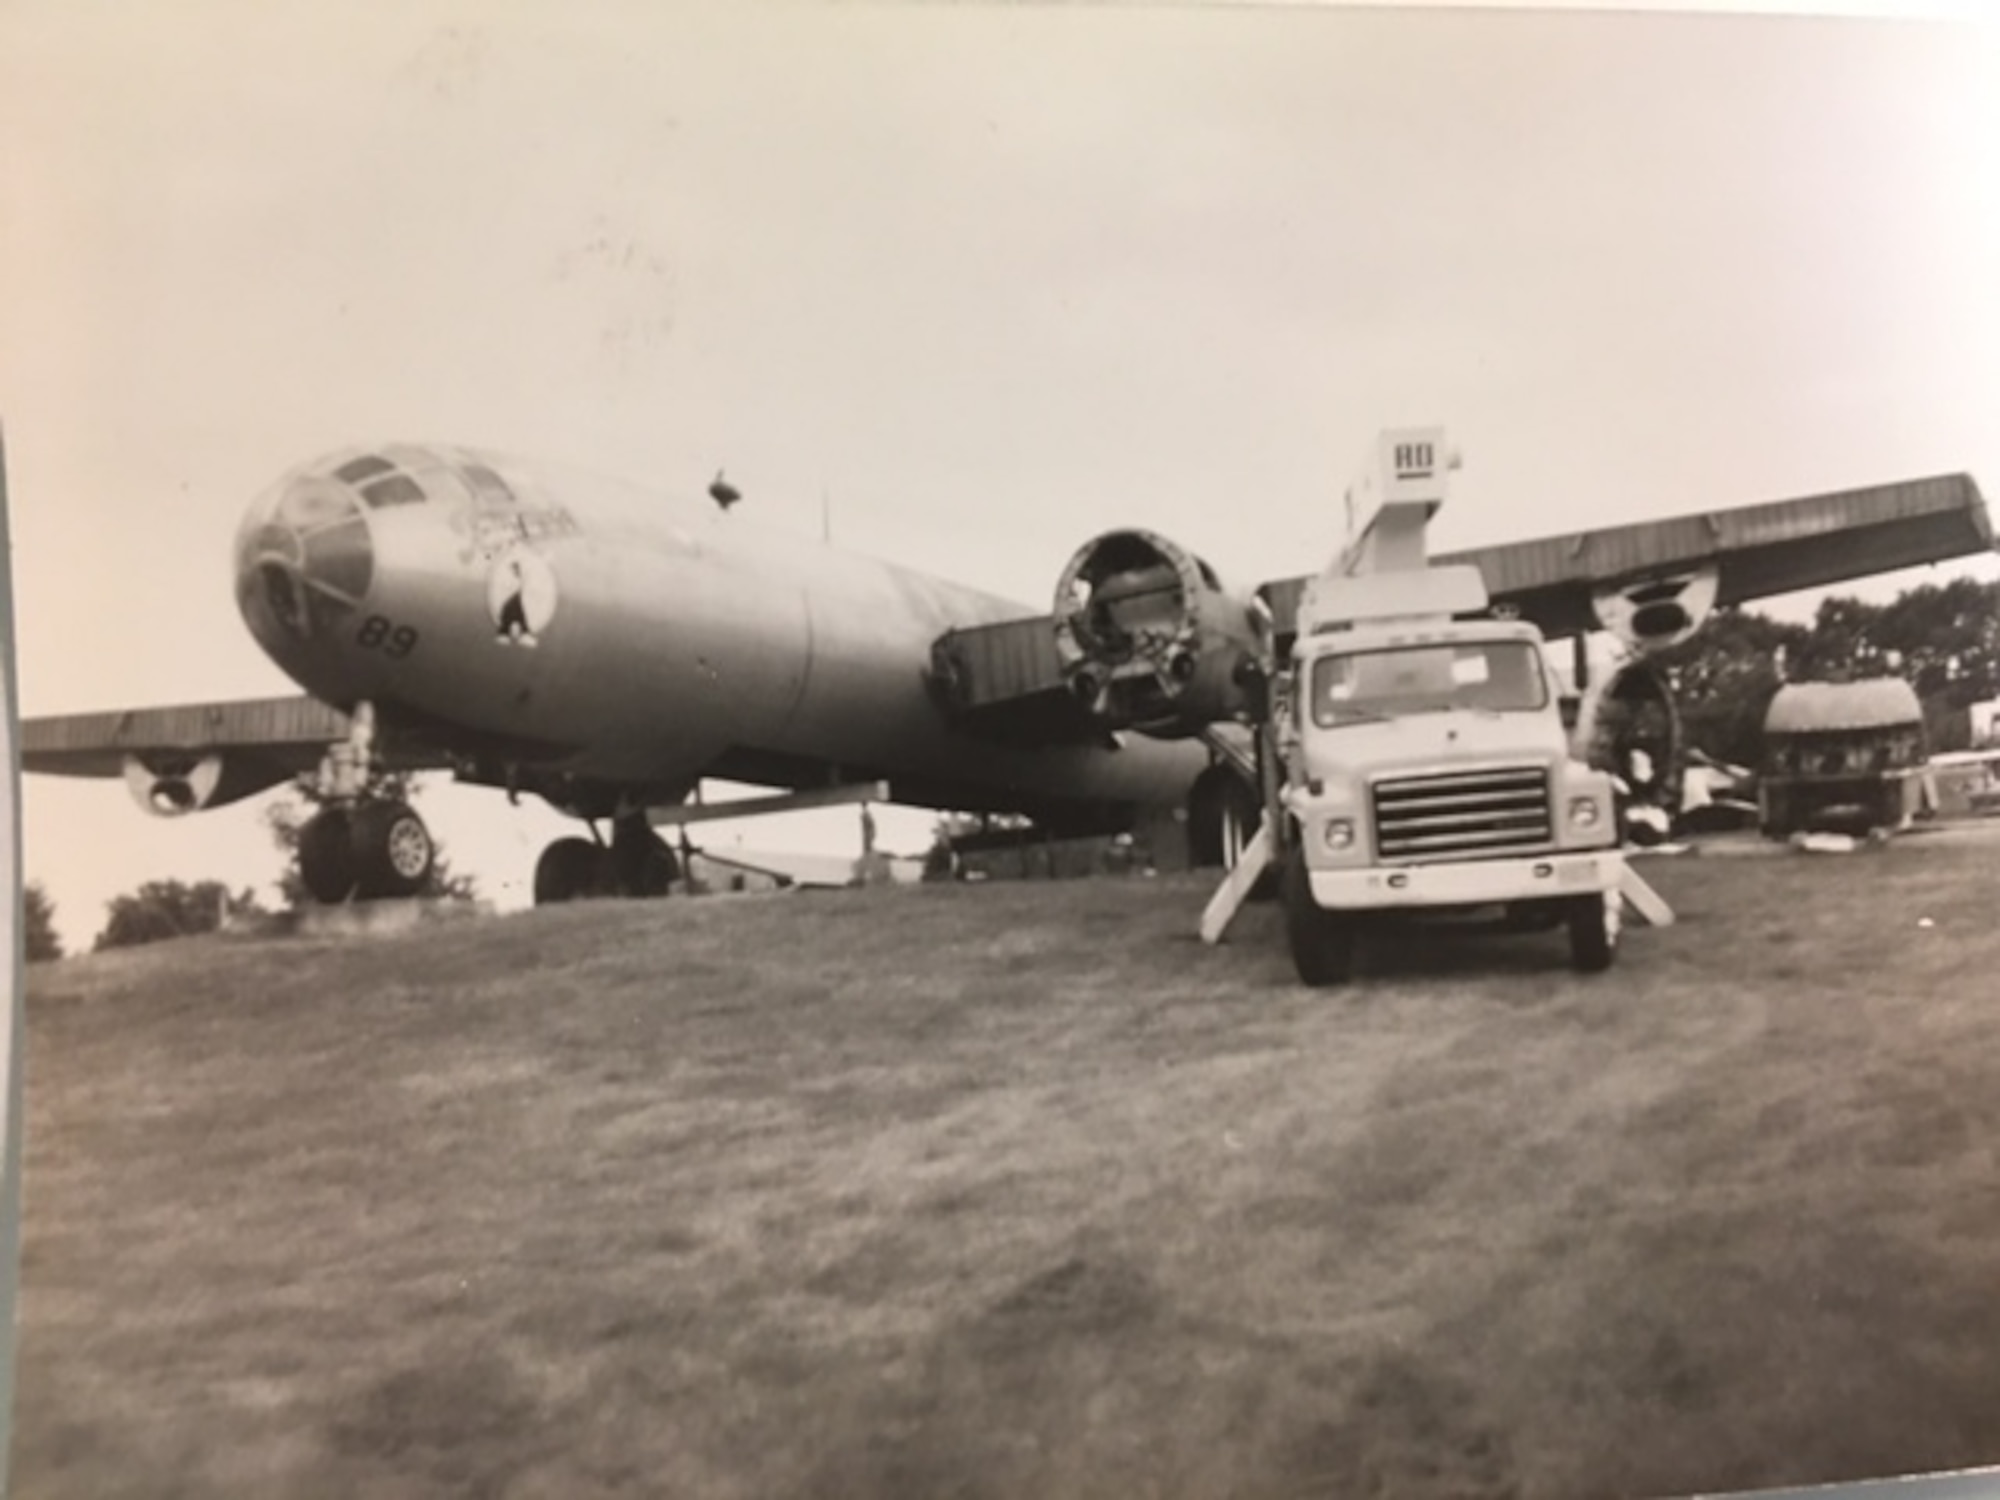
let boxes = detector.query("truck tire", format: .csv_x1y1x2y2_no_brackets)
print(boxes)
1284,843,1355,986
1566,891,1619,973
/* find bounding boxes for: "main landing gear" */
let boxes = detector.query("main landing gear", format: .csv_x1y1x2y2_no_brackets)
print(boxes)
294,700,440,902
298,800,437,902
533,814,681,905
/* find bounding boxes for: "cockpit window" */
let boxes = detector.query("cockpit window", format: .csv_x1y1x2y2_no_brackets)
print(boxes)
242,481,373,641
335,455,397,485
360,474,427,508
463,462,518,505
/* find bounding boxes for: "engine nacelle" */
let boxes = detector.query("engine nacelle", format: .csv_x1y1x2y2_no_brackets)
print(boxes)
122,751,291,817
1591,563,1720,656
1052,529,1269,737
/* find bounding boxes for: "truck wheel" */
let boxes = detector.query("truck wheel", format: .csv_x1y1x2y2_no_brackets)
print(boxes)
1284,845,1355,986
1566,891,1620,973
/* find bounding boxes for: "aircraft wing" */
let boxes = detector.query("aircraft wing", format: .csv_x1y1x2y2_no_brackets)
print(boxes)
21,695,350,779
19,694,459,811
931,472,1993,738
1262,471,1994,641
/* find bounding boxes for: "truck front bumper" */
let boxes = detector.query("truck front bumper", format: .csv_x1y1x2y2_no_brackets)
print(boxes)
1309,848,1624,910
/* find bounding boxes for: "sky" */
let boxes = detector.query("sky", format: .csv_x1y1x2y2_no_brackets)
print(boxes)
4,1,1998,951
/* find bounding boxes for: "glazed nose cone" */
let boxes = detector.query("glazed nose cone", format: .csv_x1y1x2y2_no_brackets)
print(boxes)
235,455,393,650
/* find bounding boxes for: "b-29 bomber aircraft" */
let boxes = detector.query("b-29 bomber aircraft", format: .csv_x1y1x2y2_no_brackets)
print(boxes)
19,439,1994,905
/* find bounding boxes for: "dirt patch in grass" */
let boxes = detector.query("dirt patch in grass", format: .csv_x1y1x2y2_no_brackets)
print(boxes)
17,838,2000,1497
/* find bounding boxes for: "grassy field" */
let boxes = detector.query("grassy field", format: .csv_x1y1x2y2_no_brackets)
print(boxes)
17,834,2000,1498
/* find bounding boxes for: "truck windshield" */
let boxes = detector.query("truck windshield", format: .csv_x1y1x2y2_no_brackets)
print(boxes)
1308,640,1548,726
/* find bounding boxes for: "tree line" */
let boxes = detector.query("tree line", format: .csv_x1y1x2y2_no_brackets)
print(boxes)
1657,576,2000,768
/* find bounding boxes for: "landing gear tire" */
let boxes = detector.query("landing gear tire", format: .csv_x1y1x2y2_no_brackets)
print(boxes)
299,808,357,903
535,820,682,906
296,801,435,901
609,818,679,898
1192,770,1276,897
1219,779,1255,870
1284,842,1355,987
535,837,611,905
1189,771,1235,869
351,801,435,898
1566,890,1620,973
1220,775,1281,902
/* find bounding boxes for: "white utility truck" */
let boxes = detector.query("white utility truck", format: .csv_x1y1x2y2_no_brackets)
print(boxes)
1205,430,1631,984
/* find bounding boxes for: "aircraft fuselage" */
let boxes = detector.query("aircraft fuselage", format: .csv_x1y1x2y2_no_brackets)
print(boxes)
233,443,1207,816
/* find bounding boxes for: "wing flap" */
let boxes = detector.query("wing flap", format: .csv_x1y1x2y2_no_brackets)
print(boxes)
927,618,1105,747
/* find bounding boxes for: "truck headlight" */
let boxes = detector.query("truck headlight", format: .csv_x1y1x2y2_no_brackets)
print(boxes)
1567,796,1602,831
1324,818,1356,851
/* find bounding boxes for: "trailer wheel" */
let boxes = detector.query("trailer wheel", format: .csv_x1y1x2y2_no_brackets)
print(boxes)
1284,843,1355,986
1566,890,1620,973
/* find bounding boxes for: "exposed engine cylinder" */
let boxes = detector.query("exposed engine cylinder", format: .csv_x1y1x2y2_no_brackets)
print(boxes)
1052,529,1269,737
122,751,289,817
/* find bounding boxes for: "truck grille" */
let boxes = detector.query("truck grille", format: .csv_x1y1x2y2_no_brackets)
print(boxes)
1372,765,1553,861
